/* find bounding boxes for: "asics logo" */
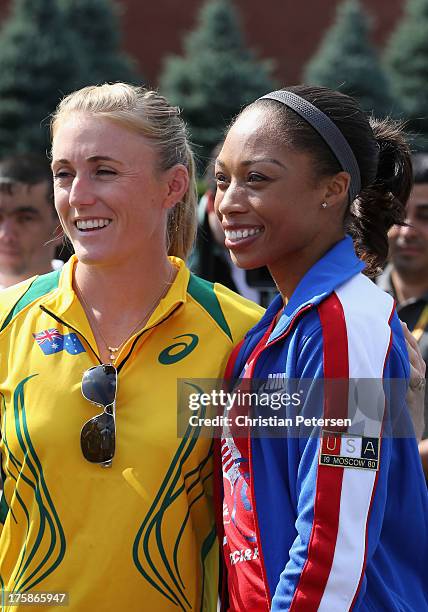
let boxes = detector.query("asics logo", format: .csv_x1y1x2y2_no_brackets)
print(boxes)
158,334,199,365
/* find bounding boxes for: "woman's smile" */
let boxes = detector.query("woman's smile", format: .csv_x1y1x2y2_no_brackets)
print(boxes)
74,217,112,231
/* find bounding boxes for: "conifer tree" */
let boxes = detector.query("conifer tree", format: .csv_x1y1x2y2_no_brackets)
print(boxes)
160,0,275,163
0,0,140,154
384,0,428,140
60,0,139,86
304,0,395,117
0,0,78,153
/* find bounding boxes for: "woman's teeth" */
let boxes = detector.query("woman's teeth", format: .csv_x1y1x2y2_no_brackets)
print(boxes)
76,218,111,230
224,227,262,242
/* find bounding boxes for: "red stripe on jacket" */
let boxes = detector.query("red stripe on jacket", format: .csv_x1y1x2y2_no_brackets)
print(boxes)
290,293,349,610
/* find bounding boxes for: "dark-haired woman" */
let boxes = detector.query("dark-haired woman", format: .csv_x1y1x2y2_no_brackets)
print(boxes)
215,87,428,610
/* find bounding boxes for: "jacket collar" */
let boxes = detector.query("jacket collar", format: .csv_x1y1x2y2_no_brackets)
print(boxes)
247,236,365,343
39,255,190,338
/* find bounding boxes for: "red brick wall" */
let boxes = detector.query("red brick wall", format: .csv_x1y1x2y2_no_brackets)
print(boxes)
0,0,404,86
121,0,404,85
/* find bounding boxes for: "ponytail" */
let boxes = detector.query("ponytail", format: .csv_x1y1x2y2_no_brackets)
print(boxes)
249,87,414,277
347,118,413,276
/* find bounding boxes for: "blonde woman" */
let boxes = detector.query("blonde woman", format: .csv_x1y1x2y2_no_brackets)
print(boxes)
0,83,262,611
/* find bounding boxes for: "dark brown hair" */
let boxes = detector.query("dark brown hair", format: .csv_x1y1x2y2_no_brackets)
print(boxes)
0,153,54,209
242,85,413,276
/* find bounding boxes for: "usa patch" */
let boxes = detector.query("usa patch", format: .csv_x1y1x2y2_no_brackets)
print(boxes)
319,431,380,471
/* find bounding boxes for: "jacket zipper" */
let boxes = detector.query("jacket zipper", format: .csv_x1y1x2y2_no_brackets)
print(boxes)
246,304,314,377
39,303,182,372
245,303,314,606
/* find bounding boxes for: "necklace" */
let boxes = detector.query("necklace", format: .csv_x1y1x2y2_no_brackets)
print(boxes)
75,266,174,363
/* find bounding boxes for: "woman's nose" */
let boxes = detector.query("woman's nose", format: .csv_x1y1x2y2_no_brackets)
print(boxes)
69,175,97,208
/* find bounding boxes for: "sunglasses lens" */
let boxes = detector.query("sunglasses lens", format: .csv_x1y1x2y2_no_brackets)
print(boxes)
82,364,116,407
81,412,115,463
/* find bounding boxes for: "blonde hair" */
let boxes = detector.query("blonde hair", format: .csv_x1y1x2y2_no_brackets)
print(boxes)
51,83,197,261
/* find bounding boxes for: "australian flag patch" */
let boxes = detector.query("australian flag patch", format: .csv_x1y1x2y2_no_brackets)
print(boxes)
33,328,85,356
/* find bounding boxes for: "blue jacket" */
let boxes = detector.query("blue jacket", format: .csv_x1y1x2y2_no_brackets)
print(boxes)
224,236,428,611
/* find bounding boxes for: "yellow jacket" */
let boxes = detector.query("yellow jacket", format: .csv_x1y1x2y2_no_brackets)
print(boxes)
0,256,263,611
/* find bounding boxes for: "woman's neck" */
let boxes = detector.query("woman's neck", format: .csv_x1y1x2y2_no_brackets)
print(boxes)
73,253,176,356
269,236,341,304
74,255,173,313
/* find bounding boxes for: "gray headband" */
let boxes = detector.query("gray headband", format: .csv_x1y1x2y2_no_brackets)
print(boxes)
259,90,362,203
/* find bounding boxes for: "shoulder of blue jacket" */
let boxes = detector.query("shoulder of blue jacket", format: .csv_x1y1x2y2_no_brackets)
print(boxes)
0,269,61,332
187,273,264,343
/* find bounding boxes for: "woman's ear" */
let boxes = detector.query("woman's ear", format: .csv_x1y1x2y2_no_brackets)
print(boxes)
324,171,351,208
164,164,189,210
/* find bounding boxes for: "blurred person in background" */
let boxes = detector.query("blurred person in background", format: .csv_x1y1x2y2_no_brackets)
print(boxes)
0,153,63,289
195,144,273,305
378,152,428,478
194,144,241,293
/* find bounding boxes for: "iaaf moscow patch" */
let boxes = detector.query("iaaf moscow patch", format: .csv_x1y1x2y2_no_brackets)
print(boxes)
319,431,380,471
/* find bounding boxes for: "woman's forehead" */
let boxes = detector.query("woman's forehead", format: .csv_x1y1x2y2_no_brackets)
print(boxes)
221,107,284,158
52,113,153,161
53,112,121,138
230,106,272,137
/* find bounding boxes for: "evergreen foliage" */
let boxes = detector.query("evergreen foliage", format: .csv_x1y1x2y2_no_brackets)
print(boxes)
159,0,275,164
60,0,139,86
0,0,139,154
0,0,77,153
384,0,428,141
304,0,395,117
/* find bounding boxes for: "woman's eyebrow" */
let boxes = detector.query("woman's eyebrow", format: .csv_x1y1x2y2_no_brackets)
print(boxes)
51,155,123,167
241,157,286,169
86,155,123,165
215,157,286,169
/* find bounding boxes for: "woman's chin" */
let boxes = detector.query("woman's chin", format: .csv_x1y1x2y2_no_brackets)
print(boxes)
229,252,266,271
73,245,112,266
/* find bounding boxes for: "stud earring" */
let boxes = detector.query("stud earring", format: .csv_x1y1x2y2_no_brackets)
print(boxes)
321,202,328,209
